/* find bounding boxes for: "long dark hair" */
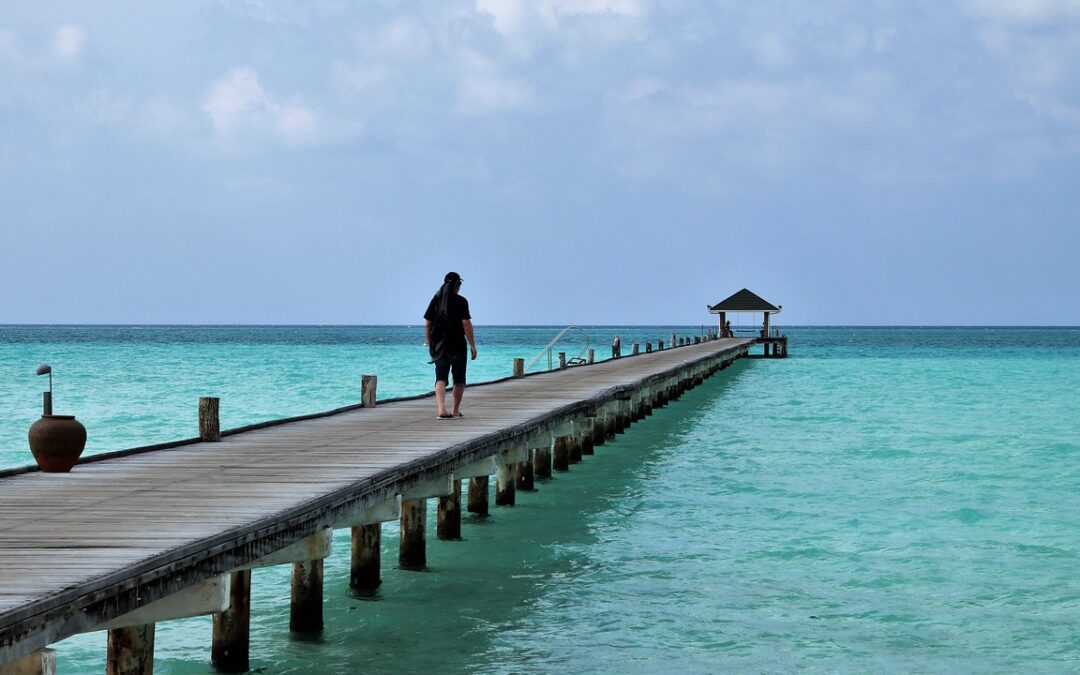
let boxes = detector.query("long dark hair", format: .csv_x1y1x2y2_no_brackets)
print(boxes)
435,279,460,321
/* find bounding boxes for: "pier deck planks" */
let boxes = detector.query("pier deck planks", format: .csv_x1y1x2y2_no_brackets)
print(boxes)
0,338,751,660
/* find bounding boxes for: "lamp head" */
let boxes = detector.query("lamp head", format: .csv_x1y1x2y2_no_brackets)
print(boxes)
36,364,52,376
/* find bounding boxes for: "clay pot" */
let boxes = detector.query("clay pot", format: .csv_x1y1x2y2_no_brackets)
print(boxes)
28,415,87,472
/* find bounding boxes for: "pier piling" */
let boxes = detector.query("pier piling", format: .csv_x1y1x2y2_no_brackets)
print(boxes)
512,358,525,378
289,560,324,634
533,440,552,479
350,525,381,592
467,477,489,515
495,461,516,506
211,570,250,673
438,480,463,539
399,499,427,570
552,436,570,472
106,625,154,675
1,650,55,675
516,450,535,490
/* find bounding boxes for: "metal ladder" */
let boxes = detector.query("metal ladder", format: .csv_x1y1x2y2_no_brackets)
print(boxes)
526,326,591,372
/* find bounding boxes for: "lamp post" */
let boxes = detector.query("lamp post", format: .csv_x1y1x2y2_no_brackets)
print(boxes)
36,363,52,415
28,364,86,472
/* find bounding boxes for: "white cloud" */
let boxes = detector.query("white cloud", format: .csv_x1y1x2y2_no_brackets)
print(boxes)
966,0,1080,25
202,67,319,144
457,74,533,115
477,0,642,35
475,0,645,56
52,24,87,61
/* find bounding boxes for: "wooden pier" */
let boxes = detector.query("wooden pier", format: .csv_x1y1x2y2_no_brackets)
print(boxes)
0,335,755,674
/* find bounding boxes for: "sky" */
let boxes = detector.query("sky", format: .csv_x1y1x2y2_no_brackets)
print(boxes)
1,0,1078,326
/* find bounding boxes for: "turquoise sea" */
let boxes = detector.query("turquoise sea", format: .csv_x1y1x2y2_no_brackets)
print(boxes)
1,326,1078,673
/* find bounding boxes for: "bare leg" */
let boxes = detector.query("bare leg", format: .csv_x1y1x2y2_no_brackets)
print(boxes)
451,383,465,416
435,381,449,417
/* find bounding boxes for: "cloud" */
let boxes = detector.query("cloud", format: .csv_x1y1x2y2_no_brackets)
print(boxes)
52,24,87,61
202,67,319,144
456,74,533,115
966,0,1080,25
475,0,646,56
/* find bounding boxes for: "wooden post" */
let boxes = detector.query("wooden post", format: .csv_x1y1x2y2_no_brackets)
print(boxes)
512,358,525,378
645,342,652,353
399,499,426,570
516,450,535,491
632,343,639,355
533,442,552,479
2,650,56,675
350,524,381,592
612,336,621,359
107,624,154,675
658,339,664,350
558,352,567,369
438,480,462,540
670,333,676,349
212,570,250,672
290,559,323,634
580,418,595,455
495,462,516,506
361,375,377,407
587,349,595,364
568,433,582,464
467,476,489,515
592,414,606,446
552,436,570,472
199,397,220,442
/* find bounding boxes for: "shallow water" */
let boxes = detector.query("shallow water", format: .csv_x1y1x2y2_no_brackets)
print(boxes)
2,327,1078,672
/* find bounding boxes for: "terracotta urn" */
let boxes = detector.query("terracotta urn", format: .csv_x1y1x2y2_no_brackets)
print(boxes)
28,415,87,472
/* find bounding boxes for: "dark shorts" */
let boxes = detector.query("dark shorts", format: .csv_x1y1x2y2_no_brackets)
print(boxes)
434,352,467,385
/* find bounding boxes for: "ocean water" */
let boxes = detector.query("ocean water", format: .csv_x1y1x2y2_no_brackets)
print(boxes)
2,326,1078,673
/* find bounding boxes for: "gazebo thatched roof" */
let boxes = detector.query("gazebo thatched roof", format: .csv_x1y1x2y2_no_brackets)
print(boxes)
708,288,780,313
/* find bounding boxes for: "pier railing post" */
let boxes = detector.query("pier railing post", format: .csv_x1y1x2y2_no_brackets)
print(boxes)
361,375,377,407
199,397,220,442
632,343,639,355
467,477,489,515
212,569,251,673
512,358,525,378
558,352,567,370
107,624,154,675
438,480,462,540
587,349,595,364
399,499,427,570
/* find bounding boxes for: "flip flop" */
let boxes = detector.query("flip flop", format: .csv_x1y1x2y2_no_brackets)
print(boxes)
453,413,464,418
436,414,454,420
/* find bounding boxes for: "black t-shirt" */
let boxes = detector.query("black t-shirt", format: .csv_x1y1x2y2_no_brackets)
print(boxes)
424,293,471,354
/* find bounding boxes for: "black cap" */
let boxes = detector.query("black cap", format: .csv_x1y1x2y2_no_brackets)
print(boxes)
444,272,463,283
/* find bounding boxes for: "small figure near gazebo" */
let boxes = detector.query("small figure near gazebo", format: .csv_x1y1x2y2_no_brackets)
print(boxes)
707,288,788,357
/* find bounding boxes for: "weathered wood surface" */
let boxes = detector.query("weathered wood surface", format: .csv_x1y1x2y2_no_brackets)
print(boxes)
0,338,751,662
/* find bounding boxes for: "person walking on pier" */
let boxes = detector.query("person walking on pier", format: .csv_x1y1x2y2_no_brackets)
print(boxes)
424,272,477,419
